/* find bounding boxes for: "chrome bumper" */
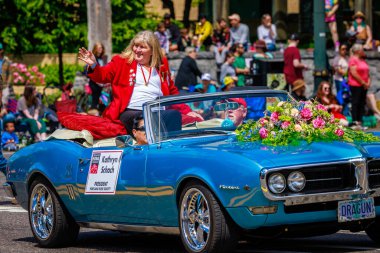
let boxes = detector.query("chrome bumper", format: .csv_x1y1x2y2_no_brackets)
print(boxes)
260,158,380,206
3,182,15,199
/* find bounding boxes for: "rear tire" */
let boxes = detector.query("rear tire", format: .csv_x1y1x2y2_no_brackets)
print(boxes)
179,182,237,253
29,177,79,247
366,219,380,244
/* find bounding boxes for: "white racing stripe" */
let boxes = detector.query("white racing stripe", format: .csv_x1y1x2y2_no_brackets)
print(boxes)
0,206,27,213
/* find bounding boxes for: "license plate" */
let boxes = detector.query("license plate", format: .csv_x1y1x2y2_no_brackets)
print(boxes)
338,197,376,223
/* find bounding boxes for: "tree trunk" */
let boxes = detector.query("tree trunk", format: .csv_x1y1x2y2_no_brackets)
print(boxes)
183,0,192,28
162,0,175,19
58,41,64,86
87,0,112,57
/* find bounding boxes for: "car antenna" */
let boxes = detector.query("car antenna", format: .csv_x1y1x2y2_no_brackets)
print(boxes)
157,95,162,149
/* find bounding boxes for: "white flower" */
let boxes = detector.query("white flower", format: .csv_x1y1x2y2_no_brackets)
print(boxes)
291,108,299,117
277,101,284,107
294,124,302,132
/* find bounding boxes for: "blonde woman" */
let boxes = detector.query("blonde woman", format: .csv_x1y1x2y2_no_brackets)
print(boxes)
60,31,202,138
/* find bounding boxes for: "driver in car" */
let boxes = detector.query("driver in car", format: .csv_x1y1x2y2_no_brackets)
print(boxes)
131,115,148,145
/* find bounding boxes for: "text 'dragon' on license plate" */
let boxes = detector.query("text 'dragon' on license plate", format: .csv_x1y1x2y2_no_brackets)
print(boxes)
338,197,376,223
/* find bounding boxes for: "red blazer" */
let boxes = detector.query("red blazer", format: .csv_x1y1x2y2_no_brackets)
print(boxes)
58,55,191,139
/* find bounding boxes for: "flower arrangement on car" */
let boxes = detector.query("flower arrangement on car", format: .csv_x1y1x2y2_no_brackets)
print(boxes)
10,63,45,86
236,100,379,146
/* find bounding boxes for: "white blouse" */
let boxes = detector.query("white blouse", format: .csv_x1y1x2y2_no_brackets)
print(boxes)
128,64,163,110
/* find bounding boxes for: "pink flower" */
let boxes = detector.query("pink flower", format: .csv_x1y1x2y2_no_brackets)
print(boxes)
270,112,279,122
259,118,268,126
13,72,19,77
312,116,326,129
316,104,327,111
31,66,39,72
281,121,291,129
300,108,313,120
25,72,31,77
259,127,268,139
335,128,344,137
330,114,335,123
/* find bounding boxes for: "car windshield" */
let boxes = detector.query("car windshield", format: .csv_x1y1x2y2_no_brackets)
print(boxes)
147,91,291,143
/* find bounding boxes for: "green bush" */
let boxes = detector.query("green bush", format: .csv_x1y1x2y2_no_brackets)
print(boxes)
42,90,62,107
39,64,84,86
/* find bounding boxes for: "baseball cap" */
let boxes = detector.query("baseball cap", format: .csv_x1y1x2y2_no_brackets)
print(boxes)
228,13,240,21
201,73,211,81
229,98,247,108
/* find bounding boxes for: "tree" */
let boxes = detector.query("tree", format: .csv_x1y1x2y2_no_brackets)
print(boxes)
183,0,192,28
162,0,175,19
0,0,87,86
87,0,112,58
111,0,159,53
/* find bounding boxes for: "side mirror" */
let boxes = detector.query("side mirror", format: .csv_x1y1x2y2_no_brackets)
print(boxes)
115,135,134,148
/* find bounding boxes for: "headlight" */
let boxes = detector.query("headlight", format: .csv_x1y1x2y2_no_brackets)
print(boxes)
268,173,286,193
287,171,306,192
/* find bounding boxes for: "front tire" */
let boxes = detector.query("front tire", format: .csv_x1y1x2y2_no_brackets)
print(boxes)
366,219,380,244
179,182,237,253
29,177,79,247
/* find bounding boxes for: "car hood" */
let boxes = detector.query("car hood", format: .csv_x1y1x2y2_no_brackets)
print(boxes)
170,135,375,168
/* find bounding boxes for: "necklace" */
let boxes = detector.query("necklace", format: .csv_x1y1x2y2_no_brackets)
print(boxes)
139,64,152,86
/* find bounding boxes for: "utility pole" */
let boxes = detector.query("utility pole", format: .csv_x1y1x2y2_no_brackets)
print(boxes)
313,0,328,93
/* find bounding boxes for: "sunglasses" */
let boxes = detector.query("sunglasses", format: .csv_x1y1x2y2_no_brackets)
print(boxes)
323,87,330,91
135,126,145,132
341,48,347,51
214,102,240,111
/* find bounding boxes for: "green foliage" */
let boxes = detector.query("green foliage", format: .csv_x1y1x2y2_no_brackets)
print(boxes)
40,64,84,86
1,0,183,55
112,18,160,53
42,89,62,107
0,0,87,55
112,0,148,21
111,0,160,53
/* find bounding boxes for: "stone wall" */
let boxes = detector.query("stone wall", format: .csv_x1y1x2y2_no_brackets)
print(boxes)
167,50,380,98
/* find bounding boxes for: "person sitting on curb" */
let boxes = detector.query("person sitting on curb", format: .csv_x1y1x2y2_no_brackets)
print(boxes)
194,73,217,93
221,76,237,91
2,121,19,151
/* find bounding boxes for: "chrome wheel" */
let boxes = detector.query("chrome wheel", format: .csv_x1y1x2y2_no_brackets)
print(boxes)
30,183,54,240
180,188,210,252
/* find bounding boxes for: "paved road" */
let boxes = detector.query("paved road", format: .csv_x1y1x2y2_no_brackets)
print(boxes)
1,172,380,252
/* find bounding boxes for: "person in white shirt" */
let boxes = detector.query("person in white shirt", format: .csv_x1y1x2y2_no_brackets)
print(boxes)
228,13,250,51
257,14,277,52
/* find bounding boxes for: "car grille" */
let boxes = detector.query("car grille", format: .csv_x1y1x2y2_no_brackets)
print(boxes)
267,163,357,195
367,160,380,189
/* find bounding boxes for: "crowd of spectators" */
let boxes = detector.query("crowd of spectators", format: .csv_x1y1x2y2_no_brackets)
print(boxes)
1,6,380,149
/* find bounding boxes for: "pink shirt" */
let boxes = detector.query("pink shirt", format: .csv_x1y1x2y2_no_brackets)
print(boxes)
348,56,369,87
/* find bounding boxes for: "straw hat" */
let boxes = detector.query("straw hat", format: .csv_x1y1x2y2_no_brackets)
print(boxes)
353,11,365,20
292,79,305,91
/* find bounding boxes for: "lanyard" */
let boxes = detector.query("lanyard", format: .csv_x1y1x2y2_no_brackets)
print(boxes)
140,64,152,86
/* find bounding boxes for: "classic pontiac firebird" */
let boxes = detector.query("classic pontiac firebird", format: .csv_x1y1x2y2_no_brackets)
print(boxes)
4,89,380,253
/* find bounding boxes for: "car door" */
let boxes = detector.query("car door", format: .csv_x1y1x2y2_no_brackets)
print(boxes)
76,144,153,224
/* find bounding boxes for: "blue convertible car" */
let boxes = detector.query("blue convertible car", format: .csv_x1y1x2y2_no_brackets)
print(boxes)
3,89,380,253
